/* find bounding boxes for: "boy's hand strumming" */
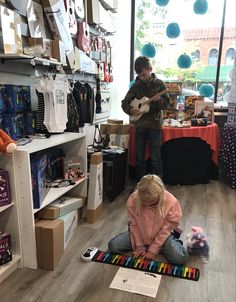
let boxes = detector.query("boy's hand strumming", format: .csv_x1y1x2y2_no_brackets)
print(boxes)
130,108,141,116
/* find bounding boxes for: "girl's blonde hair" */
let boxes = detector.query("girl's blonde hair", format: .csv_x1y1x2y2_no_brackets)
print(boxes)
135,175,165,216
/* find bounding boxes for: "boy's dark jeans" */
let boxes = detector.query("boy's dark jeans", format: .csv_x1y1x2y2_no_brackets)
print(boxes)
135,128,162,182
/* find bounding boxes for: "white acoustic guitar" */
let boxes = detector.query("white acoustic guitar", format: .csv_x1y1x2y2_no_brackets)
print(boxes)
130,89,168,122
74,0,84,19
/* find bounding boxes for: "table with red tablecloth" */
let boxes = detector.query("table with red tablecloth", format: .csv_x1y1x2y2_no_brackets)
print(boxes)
129,123,220,185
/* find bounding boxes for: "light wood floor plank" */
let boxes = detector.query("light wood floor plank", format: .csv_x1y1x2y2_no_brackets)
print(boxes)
0,181,235,302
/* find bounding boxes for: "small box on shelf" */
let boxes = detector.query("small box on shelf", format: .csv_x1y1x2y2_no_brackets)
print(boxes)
0,170,11,207
0,232,12,266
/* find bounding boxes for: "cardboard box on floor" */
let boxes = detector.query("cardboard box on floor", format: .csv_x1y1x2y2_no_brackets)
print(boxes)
87,152,103,223
57,210,78,249
37,196,85,220
86,203,103,223
35,219,64,270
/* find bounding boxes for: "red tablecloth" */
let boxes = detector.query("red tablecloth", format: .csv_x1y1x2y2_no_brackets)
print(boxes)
129,123,220,166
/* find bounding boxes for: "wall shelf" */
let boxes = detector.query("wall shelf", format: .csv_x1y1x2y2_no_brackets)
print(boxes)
0,254,21,284
33,177,87,214
14,132,87,269
0,154,22,284
0,54,63,66
0,203,14,213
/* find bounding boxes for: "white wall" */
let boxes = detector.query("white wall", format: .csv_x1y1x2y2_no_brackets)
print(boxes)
109,1,131,123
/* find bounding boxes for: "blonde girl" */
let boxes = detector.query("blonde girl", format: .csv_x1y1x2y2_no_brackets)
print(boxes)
108,175,188,265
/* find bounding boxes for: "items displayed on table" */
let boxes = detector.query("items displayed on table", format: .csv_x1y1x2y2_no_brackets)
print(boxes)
164,81,182,95
163,95,178,120
184,95,203,120
194,100,214,123
191,118,208,126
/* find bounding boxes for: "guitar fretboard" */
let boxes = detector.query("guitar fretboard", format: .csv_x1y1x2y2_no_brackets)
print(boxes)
92,250,200,281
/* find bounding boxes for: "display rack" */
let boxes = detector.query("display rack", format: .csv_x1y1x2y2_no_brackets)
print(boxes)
0,154,22,283
0,54,64,66
13,132,87,269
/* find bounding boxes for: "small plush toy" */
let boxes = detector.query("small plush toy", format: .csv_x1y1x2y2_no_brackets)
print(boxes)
0,129,17,154
186,226,209,263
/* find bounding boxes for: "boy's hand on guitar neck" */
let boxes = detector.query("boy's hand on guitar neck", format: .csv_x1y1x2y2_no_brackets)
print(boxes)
149,89,168,102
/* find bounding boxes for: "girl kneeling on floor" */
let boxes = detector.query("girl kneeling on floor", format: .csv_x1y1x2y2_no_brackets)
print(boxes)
108,174,188,265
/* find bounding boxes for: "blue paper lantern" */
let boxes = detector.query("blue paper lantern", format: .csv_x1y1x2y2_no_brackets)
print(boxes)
193,0,208,15
155,0,169,6
199,84,215,97
129,80,136,89
177,54,192,69
166,22,180,39
141,43,156,58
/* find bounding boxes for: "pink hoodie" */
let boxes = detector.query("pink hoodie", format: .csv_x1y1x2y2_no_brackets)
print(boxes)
127,190,182,255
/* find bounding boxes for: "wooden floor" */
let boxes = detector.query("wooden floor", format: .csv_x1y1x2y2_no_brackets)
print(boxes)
0,180,235,302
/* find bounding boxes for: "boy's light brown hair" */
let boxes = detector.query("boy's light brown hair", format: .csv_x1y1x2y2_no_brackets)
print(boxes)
134,56,152,74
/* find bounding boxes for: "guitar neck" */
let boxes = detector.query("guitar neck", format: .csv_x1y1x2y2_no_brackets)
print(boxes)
147,89,168,104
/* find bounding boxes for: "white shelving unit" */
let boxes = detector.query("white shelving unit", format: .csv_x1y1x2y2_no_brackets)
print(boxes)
14,132,87,269
0,155,22,284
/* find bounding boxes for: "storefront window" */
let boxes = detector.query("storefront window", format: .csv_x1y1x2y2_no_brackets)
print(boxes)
133,0,236,105
208,49,218,66
225,48,236,65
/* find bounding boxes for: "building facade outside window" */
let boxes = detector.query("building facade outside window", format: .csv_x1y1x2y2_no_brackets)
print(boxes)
208,49,218,65
133,0,236,104
225,48,236,65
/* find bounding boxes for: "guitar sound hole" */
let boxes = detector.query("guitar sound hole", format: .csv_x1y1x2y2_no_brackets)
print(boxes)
85,30,88,37
138,104,142,109
69,8,72,14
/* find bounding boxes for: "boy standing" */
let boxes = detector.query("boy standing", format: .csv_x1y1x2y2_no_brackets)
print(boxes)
122,56,170,181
